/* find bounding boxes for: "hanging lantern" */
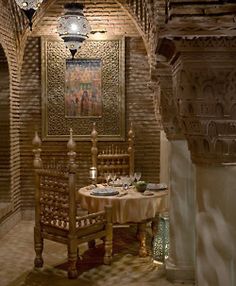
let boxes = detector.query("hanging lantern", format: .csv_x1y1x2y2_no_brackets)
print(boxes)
57,3,91,59
15,0,43,30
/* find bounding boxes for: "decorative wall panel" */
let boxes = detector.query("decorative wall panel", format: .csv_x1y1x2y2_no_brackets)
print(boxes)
41,36,125,141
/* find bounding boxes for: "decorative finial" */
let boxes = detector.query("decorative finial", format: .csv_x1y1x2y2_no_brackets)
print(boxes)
67,128,76,152
32,130,42,148
91,122,98,169
128,122,134,139
67,128,77,173
32,131,42,169
91,122,98,138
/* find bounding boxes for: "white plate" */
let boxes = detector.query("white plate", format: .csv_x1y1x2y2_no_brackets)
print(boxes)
147,183,168,190
91,187,119,196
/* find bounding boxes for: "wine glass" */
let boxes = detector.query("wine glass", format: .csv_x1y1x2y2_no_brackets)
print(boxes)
129,174,135,186
110,173,117,187
122,175,130,190
104,173,111,185
134,172,142,182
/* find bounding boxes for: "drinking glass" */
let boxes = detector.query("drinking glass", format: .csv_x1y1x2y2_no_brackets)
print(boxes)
134,172,142,182
104,173,111,185
110,173,117,187
129,174,135,186
122,175,130,190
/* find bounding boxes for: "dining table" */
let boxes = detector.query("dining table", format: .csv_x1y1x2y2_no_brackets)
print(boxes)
77,183,168,257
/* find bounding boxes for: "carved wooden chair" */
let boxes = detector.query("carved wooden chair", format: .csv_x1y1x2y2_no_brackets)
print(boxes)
91,122,135,183
32,129,113,279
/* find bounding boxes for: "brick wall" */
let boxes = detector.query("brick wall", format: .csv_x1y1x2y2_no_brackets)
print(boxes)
0,0,21,215
126,37,160,182
20,36,160,209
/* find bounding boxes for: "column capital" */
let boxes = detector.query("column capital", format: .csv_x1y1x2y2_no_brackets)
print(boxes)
158,37,236,165
150,60,185,141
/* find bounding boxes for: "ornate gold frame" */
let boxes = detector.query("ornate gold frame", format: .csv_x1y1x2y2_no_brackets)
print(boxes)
41,36,125,141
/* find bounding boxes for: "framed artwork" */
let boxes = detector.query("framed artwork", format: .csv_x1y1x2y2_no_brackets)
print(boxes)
41,36,125,141
65,59,102,118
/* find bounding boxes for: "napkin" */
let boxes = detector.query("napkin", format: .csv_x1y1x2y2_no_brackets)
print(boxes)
142,191,154,196
116,192,128,197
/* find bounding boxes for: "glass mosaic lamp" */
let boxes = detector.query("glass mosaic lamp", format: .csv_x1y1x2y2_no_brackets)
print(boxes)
152,214,169,263
15,0,44,30
57,3,91,59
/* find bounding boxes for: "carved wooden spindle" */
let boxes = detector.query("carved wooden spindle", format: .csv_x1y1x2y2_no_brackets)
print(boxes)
117,156,121,168
128,122,135,175
67,128,78,279
133,0,137,14
91,122,98,169
100,156,105,178
122,157,127,176
110,145,115,173
141,1,145,26
137,0,141,20
33,131,42,170
32,131,44,268
103,156,108,173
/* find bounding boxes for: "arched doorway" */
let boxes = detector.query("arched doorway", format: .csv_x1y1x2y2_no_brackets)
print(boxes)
0,44,11,215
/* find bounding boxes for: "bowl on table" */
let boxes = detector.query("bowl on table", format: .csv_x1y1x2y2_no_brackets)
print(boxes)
135,181,147,192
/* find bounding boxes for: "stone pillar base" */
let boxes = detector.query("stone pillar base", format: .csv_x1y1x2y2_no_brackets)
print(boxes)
166,260,195,283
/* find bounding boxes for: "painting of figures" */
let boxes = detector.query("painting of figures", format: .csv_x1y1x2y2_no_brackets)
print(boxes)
65,59,102,117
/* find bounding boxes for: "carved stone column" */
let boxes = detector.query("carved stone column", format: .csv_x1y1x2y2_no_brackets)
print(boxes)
171,37,236,286
150,60,195,283
166,139,195,283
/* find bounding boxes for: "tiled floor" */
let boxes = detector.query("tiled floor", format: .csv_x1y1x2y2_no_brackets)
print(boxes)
0,221,194,286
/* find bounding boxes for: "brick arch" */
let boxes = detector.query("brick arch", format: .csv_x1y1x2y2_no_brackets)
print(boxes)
0,44,10,203
0,0,21,214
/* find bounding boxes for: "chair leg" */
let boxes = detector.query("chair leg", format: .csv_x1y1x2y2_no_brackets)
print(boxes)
68,239,78,279
76,247,81,268
137,222,148,257
34,227,44,268
88,239,96,249
104,226,113,265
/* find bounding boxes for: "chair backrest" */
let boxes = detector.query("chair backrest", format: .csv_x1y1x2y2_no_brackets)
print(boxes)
91,122,135,182
32,130,113,278
33,129,78,237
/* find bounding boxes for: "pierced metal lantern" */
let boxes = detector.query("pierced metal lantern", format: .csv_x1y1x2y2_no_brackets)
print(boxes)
57,3,91,59
152,214,169,263
15,0,43,30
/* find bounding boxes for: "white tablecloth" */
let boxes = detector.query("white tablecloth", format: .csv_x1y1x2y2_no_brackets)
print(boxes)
77,185,168,224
